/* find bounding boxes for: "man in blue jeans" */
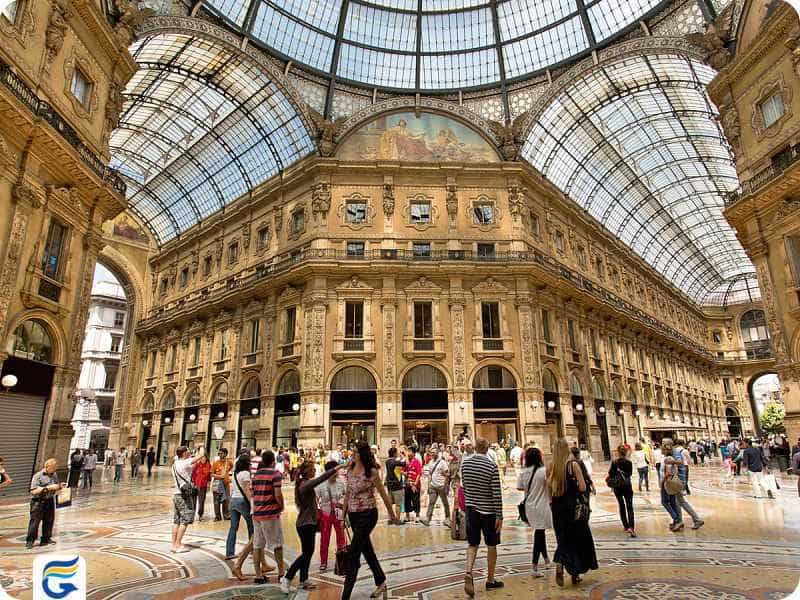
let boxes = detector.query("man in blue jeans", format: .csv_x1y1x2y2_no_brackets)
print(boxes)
672,440,704,529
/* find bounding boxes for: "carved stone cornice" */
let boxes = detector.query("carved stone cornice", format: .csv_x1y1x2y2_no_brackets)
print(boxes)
12,183,41,209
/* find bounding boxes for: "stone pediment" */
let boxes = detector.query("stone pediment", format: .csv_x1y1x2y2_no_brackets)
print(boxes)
471,276,509,295
405,276,441,292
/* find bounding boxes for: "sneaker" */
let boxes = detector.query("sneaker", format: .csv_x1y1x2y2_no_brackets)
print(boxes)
254,576,268,584
485,580,504,589
25,542,33,549
280,576,292,594
532,567,544,578
319,564,327,573
464,573,475,597
691,520,705,530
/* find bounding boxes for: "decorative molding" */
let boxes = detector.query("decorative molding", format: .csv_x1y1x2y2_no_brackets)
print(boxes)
45,1,70,69
382,183,395,217
0,0,36,46
769,197,800,226
404,192,438,231
63,51,100,119
337,192,374,230
311,182,331,222
750,76,793,140
467,194,501,232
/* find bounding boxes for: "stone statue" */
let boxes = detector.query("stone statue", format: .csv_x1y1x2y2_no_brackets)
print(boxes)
307,107,347,157
487,112,528,161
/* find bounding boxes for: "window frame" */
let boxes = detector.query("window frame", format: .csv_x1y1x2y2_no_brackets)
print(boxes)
346,241,365,256
70,67,92,108
409,199,432,224
481,301,502,339
472,201,495,225
41,218,69,281
345,199,368,224
413,301,433,339
412,242,431,257
760,93,785,129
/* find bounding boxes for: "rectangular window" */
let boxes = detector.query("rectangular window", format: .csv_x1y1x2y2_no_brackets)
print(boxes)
169,343,177,371
228,241,239,264
160,278,168,295
104,370,117,391
148,351,156,377
70,68,91,106
567,319,578,351
589,328,598,357
1,0,18,23
481,301,501,338
250,319,261,353
412,242,431,257
554,230,565,253
346,241,365,256
257,226,270,250
409,200,431,224
110,335,122,353
345,301,364,338
595,256,604,279
785,235,800,284
650,354,657,375
290,210,305,234
760,93,785,128
285,307,296,344
41,219,68,280
530,212,540,236
542,309,552,343
477,243,495,258
609,336,618,363
203,255,212,275
180,268,188,288
723,377,732,395
473,202,495,225
414,301,433,339
345,200,368,223
113,311,125,328
712,331,722,343
219,330,227,360
193,336,201,365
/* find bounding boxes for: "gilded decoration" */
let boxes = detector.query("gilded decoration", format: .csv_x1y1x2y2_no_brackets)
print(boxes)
750,76,793,139
338,192,375,230
0,0,35,45
63,51,100,119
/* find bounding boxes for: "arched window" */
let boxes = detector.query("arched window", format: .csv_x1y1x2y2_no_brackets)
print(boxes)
142,394,154,412
7,319,55,363
612,383,623,402
542,369,558,393
591,377,605,400
331,366,377,391
473,365,516,389
276,371,300,396
569,374,583,397
184,386,200,407
161,390,176,410
241,377,261,400
212,381,229,403
402,365,446,390
725,406,739,417
740,310,769,343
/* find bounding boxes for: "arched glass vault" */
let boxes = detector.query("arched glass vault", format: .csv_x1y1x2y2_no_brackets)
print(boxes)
109,31,314,245
522,53,756,305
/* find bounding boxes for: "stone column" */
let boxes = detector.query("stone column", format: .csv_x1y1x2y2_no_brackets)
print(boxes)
515,290,547,445
0,183,41,345
258,303,276,448
299,288,327,447
448,287,471,439
379,287,400,449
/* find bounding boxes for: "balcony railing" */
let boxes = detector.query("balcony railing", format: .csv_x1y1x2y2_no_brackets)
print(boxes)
0,60,126,195
138,247,713,359
725,143,800,206
413,338,434,351
281,343,296,357
482,338,503,351
343,338,365,352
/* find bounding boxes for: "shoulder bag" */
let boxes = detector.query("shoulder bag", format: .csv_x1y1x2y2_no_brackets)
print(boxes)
233,471,250,510
173,463,196,500
663,464,684,495
517,465,538,524
569,461,591,522
334,525,352,576
606,460,629,489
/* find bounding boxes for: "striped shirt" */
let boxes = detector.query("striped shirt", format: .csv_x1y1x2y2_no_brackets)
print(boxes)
460,453,503,518
252,467,282,521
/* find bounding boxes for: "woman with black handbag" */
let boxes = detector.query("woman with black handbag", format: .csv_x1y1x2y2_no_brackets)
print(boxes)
607,445,636,537
516,448,552,577
548,438,598,587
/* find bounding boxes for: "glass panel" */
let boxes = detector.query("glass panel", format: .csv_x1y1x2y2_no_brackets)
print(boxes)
410,201,432,223
8,319,54,363
402,365,447,389
331,366,377,390
345,301,364,338
42,220,68,280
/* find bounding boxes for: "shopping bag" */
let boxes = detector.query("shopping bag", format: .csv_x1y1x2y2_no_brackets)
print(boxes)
334,525,352,576
55,487,72,509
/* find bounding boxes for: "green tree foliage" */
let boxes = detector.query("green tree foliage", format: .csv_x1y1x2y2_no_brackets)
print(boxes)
759,401,785,435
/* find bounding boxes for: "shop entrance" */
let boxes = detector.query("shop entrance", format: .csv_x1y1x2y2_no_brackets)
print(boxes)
330,366,377,447
274,371,300,449
238,377,261,452
543,369,562,451
207,381,229,456
570,374,589,449
472,365,518,444
402,365,449,447
592,378,611,460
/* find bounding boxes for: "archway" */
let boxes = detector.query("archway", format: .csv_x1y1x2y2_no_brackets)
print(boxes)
748,372,782,437
274,371,300,448
472,365,518,445
726,406,742,438
629,387,642,442
140,393,155,453
402,364,448,447
157,390,176,465
238,376,261,452
542,369,562,450
208,380,229,456
330,366,377,447
1,318,58,495
592,377,611,460
182,385,200,447
569,373,589,450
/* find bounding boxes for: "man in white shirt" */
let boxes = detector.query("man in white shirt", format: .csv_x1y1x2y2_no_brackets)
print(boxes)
421,449,451,526
114,448,127,483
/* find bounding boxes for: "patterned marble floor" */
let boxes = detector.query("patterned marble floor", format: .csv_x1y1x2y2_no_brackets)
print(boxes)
0,461,799,599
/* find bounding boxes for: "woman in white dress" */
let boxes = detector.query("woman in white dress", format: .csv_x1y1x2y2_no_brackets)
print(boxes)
516,447,553,577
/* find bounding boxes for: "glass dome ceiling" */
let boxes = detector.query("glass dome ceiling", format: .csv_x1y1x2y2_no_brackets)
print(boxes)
204,0,669,90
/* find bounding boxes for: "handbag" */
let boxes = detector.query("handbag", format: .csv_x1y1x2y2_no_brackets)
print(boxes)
574,492,590,522
517,465,538,523
451,507,467,540
55,487,72,509
664,467,684,495
173,464,196,500
334,525,352,576
606,461,629,490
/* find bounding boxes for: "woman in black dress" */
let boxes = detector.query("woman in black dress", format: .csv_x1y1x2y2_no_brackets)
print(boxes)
548,437,598,586
607,445,636,537
68,449,84,488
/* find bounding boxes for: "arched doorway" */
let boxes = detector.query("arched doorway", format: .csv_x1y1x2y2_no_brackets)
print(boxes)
569,373,588,449
402,364,448,447
1,318,57,495
726,406,742,438
274,371,300,448
238,376,261,452
208,381,229,456
629,387,642,442
543,369,561,451
157,390,176,465
612,382,625,444
182,386,200,447
749,372,782,437
592,377,611,460
472,365,518,444
330,366,377,447
140,394,154,452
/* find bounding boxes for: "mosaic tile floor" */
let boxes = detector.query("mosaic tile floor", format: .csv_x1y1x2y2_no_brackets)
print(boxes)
0,462,798,599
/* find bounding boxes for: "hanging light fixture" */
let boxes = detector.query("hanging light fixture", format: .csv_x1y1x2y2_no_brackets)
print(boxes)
164,416,172,424
575,402,584,412
251,407,260,416
546,400,556,409
292,403,300,412
598,406,606,414
189,414,196,421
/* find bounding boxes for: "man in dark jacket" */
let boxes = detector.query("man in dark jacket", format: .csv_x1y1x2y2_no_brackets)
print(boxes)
741,439,772,499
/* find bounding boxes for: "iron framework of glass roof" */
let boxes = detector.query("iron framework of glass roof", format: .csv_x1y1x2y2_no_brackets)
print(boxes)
522,53,756,306
203,0,672,95
109,31,315,245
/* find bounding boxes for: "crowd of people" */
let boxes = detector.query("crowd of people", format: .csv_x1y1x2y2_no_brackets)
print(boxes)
9,431,800,598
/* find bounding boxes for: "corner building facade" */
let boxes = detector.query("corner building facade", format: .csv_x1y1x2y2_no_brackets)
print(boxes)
122,128,728,461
